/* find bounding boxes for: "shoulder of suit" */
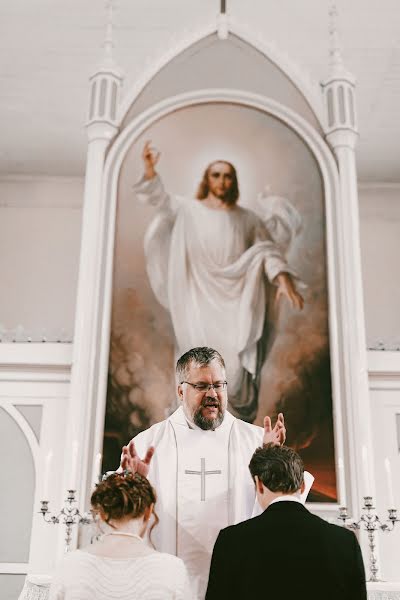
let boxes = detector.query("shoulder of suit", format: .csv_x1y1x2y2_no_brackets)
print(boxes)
325,518,358,540
308,511,358,541
219,513,265,540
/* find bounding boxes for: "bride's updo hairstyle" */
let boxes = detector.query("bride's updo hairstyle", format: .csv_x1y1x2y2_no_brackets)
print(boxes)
91,472,158,538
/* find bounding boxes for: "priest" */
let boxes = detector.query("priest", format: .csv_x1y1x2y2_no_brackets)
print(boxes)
120,347,314,600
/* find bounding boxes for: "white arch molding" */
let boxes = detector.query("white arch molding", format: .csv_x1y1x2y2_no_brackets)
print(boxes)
89,88,350,512
1,401,40,473
117,20,324,130
0,401,39,575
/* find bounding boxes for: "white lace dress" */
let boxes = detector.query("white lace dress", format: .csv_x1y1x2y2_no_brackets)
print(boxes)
48,549,192,600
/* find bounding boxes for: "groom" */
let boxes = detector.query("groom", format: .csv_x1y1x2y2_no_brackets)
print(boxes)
206,444,367,600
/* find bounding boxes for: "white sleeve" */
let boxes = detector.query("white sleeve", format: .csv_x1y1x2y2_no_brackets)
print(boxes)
132,173,171,210
252,214,301,284
263,245,295,283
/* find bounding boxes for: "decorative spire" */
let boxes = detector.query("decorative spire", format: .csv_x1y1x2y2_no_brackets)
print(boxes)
217,0,228,40
103,0,116,68
322,2,358,143
87,0,123,132
328,3,352,79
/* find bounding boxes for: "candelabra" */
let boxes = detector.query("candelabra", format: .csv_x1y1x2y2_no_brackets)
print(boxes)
40,490,94,552
338,496,399,582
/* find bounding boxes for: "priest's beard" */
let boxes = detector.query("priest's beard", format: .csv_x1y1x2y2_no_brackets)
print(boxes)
193,397,225,431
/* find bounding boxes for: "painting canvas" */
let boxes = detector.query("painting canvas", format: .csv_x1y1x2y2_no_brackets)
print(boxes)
103,102,335,502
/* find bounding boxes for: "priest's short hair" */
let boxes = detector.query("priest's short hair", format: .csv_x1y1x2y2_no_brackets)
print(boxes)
176,347,225,382
249,444,304,494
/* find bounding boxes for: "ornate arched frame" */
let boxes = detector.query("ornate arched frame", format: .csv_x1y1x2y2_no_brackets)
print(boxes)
92,88,346,512
117,21,324,130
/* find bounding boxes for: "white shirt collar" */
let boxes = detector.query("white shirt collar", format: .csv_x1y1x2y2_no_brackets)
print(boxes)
269,494,302,506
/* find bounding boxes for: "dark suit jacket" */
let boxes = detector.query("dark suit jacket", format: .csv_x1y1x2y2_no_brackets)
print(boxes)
206,500,367,600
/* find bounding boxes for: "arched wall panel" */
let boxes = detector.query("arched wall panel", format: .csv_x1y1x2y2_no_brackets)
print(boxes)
0,406,36,562
121,34,322,136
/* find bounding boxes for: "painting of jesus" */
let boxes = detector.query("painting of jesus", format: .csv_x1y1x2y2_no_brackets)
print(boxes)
103,102,335,502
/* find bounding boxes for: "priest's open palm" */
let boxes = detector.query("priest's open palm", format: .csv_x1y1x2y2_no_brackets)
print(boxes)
263,413,286,446
120,440,155,477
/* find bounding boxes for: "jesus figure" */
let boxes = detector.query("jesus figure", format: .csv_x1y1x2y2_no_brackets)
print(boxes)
133,142,304,422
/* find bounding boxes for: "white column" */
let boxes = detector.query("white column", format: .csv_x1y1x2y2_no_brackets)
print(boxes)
57,120,118,558
57,1,123,556
328,129,374,508
322,2,377,575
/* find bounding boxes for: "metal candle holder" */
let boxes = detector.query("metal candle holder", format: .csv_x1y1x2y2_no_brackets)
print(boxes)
338,496,399,582
40,490,94,552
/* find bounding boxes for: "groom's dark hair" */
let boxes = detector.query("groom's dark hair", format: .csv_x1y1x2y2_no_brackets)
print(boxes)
176,347,225,382
249,444,304,494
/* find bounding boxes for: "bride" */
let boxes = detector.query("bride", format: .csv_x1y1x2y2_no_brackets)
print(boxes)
49,471,192,599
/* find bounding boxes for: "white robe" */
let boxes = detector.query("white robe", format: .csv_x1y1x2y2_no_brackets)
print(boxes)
134,175,297,415
132,407,313,599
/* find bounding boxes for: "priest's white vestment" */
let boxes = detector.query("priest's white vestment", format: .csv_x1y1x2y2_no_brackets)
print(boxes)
131,407,313,600
134,175,298,421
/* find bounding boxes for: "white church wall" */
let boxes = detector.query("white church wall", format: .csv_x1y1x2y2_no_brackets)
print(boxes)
368,351,400,581
0,176,83,340
359,183,400,349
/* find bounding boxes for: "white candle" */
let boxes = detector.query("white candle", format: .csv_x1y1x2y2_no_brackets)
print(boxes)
70,441,79,490
384,457,395,508
43,450,53,499
361,445,371,496
337,457,346,506
92,452,102,487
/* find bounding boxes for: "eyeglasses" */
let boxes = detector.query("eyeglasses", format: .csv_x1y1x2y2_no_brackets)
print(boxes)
181,381,228,393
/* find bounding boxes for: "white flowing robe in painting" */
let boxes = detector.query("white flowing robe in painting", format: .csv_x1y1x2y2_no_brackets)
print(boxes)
131,407,314,600
134,175,299,421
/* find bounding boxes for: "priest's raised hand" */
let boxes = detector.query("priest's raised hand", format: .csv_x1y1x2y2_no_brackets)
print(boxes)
120,440,155,478
263,412,286,446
